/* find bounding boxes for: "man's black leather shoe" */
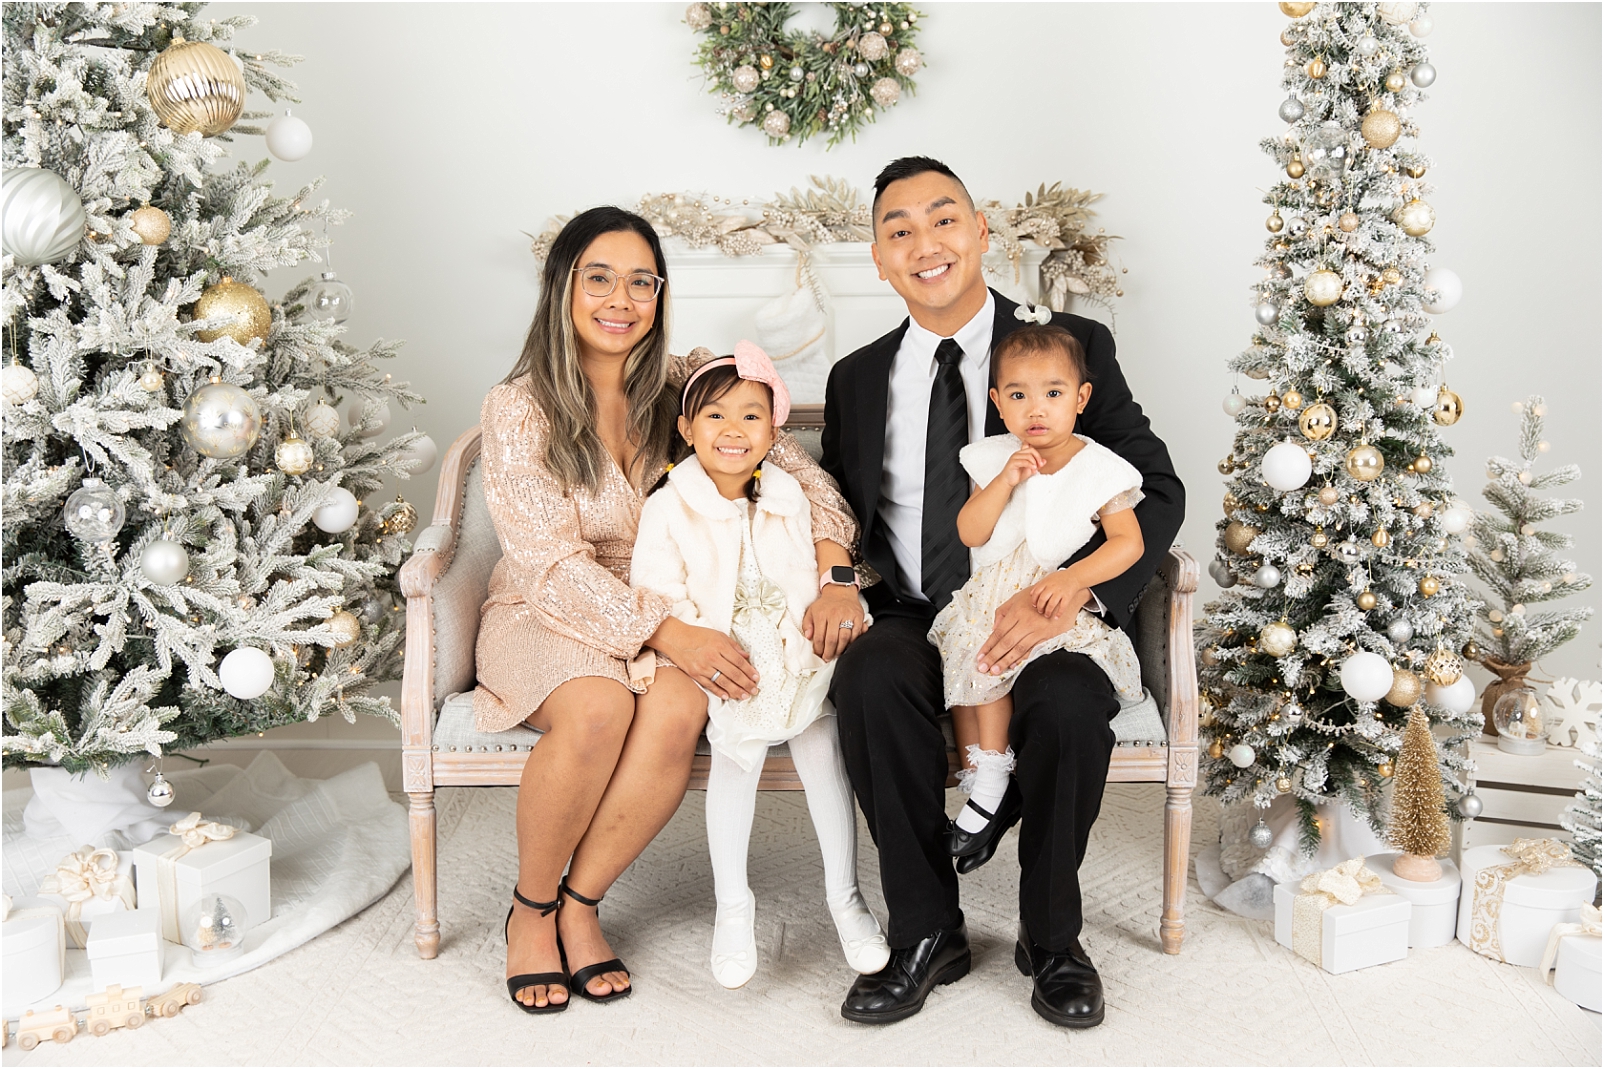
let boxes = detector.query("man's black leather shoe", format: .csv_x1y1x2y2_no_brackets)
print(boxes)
840,922,971,1024
1014,923,1105,1028
952,780,1022,874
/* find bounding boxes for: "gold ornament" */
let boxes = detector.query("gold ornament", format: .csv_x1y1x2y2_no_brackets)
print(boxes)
1345,444,1384,482
1338,212,1361,232
1266,210,1285,233
1432,388,1463,426
1265,394,1281,413
1303,269,1344,306
1280,28,1297,46
274,432,314,475
1310,527,1330,549
146,37,246,136
1404,162,1427,179
759,54,774,69
1306,57,1327,79
1279,1,1315,14
1286,156,1305,179
1282,389,1303,410
1275,774,1293,793
1412,454,1432,474
1377,761,1395,779
1418,574,1440,597
1381,266,1403,285
1372,527,1391,548
1421,646,1463,686
1385,71,1406,92
129,203,171,245
382,496,419,536
1217,456,1235,475
1224,521,1260,555
1300,402,1337,441
1261,621,1298,657
1208,737,1225,760
1361,108,1402,149
1386,668,1422,707
1357,590,1379,611
1318,485,1340,506
1223,491,1240,516
1394,199,1435,237
1461,639,1481,661
326,609,362,648
137,364,165,392
193,276,271,346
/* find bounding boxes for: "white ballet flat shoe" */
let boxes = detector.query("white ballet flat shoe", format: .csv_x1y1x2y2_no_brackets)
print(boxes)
830,900,890,974
710,892,758,990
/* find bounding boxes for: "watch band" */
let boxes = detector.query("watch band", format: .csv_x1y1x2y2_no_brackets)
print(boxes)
820,565,860,591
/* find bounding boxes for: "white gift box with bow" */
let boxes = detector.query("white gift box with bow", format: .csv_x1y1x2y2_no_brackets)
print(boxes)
130,813,271,945
86,908,164,991
37,846,137,948
1,895,66,1015
1539,904,1601,1012
1456,841,1598,967
1273,858,1412,974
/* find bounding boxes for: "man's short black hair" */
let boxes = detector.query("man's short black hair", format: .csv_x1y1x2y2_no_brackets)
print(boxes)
871,156,973,216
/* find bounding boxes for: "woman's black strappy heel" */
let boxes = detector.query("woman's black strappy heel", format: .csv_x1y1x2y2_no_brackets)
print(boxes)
505,887,569,1014
560,880,632,1003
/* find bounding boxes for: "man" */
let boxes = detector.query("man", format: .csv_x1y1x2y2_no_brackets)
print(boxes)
821,157,1184,1028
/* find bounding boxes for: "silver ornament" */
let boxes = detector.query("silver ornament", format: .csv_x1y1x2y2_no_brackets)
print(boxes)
308,271,353,323
1253,563,1282,589
2,167,87,266
1279,700,1303,723
870,77,901,108
1208,558,1238,588
1255,301,1280,326
1345,324,1369,346
1334,540,1362,563
1287,215,1308,236
2,363,39,405
1278,96,1305,123
181,378,261,459
147,772,176,808
1410,62,1436,88
63,478,126,541
1248,819,1274,849
140,538,190,585
1386,618,1415,644
1357,35,1380,56
788,65,803,81
361,591,392,625
852,62,870,78
1457,790,1483,819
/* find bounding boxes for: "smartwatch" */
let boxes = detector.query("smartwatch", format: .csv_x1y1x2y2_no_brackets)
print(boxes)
819,565,860,591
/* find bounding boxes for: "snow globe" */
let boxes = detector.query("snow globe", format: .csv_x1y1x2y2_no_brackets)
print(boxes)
180,893,250,964
1493,687,1547,755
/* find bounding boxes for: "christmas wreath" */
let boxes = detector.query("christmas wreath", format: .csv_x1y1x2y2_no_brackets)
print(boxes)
685,2,925,148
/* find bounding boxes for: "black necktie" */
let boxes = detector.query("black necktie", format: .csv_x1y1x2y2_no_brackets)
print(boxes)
921,338,970,610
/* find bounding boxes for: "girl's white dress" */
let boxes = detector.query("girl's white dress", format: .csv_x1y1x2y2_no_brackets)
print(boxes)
929,433,1147,709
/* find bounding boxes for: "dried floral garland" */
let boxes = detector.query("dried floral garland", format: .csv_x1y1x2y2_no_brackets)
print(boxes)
528,177,1124,312
685,2,925,148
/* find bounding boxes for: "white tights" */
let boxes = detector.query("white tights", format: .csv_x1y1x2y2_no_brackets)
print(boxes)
704,714,882,957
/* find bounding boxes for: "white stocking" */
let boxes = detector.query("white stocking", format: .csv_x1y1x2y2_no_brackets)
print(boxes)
789,715,882,945
705,748,762,960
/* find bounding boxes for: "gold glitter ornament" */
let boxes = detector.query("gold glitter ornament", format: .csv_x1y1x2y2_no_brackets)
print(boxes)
1421,646,1463,686
1345,444,1384,482
383,496,419,536
1338,212,1361,233
193,276,271,346
1381,266,1403,285
1361,108,1402,149
1299,402,1337,441
146,37,246,136
1418,574,1440,597
326,609,361,648
1286,156,1305,179
1318,485,1341,506
1357,590,1378,611
129,203,171,245
1433,388,1464,426
1224,521,1260,555
1386,668,1422,707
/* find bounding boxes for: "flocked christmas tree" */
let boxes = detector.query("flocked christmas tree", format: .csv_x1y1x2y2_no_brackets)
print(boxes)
1465,395,1594,731
2,2,427,775
1197,0,1483,845
1560,742,1601,882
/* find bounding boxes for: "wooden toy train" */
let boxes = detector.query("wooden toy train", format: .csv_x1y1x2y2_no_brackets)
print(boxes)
10,983,203,1050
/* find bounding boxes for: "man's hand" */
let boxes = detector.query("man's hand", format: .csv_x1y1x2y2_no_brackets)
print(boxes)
802,584,865,661
976,586,1089,676
1028,570,1087,620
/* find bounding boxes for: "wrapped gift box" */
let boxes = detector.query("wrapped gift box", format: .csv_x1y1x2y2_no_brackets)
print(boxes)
132,823,271,944
37,846,137,948
86,908,165,991
1274,882,1412,974
1,896,65,1014
1456,843,1598,967
1552,933,1601,1012
1367,852,1462,948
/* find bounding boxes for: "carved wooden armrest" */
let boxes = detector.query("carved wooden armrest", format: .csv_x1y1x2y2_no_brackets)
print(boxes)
1161,546,1200,753
400,525,454,599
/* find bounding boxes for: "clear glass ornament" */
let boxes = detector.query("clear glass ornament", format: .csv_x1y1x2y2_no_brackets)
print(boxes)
180,893,250,963
1297,122,1349,183
1493,687,1546,755
64,478,126,541
180,378,261,459
309,271,353,323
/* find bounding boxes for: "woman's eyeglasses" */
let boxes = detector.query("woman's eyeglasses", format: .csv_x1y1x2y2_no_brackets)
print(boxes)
573,266,665,302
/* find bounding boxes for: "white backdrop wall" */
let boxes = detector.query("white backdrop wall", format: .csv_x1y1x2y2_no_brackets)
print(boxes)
212,2,1600,743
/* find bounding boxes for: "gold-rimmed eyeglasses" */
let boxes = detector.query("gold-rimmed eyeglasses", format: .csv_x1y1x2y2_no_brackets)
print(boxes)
572,265,665,302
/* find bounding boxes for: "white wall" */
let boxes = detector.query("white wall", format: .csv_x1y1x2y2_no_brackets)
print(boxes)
213,2,1600,747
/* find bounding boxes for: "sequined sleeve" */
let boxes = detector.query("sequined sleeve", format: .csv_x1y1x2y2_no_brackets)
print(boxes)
1096,487,1146,520
478,383,670,660
766,431,859,551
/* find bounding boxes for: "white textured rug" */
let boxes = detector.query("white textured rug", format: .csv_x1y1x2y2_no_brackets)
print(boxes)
4,784,1598,1067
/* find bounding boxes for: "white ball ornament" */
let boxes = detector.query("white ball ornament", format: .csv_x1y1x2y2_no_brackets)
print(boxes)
1340,651,1395,702
1303,269,1344,307
1,167,87,266
347,398,390,439
1426,673,1476,715
401,432,438,474
313,486,359,534
1223,391,1248,417
1255,302,1280,326
1409,14,1434,36
219,647,275,700
1440,506,1473,535
1228,744,1256,769
1411,385,1439,408
1357,34,1380,56
1253,563,1282,589
265,109,314,161
140,538,190,585
1410,62,1437,88
2,363,39,405
1423,267,1463,313
1377,1,1419,25
304,401,341,438
1262,441,1313,492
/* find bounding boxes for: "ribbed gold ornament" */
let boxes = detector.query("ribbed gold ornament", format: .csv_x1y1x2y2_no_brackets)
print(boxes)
146,38,246,136
193,276,271,346
129,203,171,245
1422,646,1463,686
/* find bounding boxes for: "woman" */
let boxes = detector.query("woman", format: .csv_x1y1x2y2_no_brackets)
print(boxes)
475,206,864,1013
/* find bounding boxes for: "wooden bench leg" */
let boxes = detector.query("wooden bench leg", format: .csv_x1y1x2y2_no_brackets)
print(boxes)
409,792,441,959
1160,783,1193,954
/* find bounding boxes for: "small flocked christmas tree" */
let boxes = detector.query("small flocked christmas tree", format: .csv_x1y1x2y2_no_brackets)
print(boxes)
2,3,425,775
1560,742,1601,884
1386,706,1450,879
1465,395,1594,732
1197,1,1482,846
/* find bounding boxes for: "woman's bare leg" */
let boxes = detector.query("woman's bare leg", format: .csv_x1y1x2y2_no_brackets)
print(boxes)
559,665,708,995
506,676,634,1008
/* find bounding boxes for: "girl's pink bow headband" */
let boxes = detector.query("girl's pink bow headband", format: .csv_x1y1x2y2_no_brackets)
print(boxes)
681,340,791,426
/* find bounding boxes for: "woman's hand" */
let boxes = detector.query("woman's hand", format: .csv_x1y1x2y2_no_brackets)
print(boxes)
803,584,865,661
646,617,758,701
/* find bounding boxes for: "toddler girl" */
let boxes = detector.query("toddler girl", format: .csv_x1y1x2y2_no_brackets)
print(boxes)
630,342,889,989
928,324,1148,865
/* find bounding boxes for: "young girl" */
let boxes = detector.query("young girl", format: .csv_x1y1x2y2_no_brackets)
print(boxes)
928,324,1148,865
630,342,889,989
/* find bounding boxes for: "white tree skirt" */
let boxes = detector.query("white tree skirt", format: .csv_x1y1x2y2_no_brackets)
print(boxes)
2,753,409,1017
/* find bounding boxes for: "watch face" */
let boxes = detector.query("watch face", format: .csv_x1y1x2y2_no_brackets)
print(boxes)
830,565,857,585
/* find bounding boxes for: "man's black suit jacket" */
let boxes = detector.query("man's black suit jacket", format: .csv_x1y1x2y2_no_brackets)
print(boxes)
820,289,1185,632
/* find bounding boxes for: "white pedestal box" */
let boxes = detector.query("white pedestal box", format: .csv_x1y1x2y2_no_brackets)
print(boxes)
1274,883,1412,974
86,908,165,991
1,897,65,1014
1367,852,1462,948
1456,844,1598,966
132,828,271,944
1552,934,1601,1012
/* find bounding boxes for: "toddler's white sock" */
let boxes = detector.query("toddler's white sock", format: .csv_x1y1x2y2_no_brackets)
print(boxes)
955,744,1015,834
